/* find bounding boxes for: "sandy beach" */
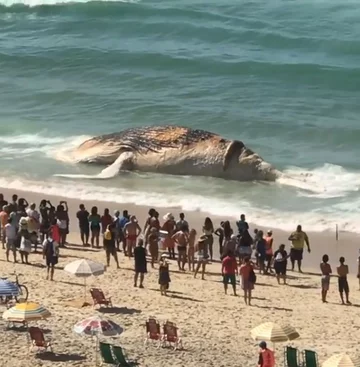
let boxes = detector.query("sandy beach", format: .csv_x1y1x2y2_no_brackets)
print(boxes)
1,188,360,367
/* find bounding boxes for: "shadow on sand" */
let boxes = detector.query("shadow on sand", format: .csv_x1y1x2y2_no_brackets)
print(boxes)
36,352,86,362
98,306,141,315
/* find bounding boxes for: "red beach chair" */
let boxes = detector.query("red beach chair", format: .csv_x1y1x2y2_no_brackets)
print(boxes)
29,327,52,353
162,321,183,350
90,288,113,308
144,317,162,348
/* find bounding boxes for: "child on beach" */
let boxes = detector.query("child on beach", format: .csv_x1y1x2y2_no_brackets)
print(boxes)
320,254,332,303
187,229,197,272
337,257,351,305
159,254,171,296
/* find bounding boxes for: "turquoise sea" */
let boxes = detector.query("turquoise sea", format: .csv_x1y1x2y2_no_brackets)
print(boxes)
0,0,360,232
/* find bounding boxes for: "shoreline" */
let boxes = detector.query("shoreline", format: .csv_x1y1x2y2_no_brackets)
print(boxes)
1,186,359,273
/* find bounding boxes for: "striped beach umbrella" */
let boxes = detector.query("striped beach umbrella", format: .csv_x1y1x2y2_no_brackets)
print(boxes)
0,278,20,297
74,315,123,365
64,259,106,300
323,354,360,367
74,315,123,337
3,302,51,323
251,322,300,343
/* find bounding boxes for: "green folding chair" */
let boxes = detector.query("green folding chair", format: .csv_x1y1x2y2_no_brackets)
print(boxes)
112,345,137,367
99,342,116,365
284,346,301,367
302,349,319,367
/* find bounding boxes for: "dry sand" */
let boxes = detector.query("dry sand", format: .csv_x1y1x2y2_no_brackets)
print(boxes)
0,188,360,367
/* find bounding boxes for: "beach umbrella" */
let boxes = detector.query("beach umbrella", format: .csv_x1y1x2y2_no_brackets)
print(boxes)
323,354,360,367
0,278,20,297
251,322,300,343
74,315,123,365
3,302,51,324
64,259,106,299
74,315,123,337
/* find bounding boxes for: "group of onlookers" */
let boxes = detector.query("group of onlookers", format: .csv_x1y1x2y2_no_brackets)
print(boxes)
0,193,355,305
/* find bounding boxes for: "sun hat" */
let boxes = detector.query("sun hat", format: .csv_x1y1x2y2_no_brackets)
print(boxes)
267,229,272,234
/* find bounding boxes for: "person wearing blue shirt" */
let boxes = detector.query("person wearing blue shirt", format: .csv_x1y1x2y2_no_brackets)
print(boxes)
236,214,249,234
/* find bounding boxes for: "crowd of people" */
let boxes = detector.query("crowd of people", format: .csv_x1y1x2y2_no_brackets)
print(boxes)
0,193,355,304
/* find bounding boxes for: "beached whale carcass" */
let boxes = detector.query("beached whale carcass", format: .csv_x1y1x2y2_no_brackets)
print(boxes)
69,125,278,181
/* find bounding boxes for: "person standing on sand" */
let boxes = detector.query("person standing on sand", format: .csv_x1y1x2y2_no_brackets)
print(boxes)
273,244,289,285
236,214,249,234
320,254,332,303
176,212,189,233
194,235,209,280
76,204,90,246
39,200,54,243
148,227,159,268
0,205,9,249
187,229,197,272
202,217,214,261
103,223,120,268
239,256,255,305
162,213,176,259
124,215,142,257
5,217,17,263
255,230,266,274
134,239,147,288
143,208,156,235
288,224,310,273
159,254,171,296
101,208,113,236
337,257,351,305
42,230,59,281
221,250,238,296
214,221,225,256
119,210,130,253
172,225,189,271
88,206,101,248
257,341,275,367
264,230,274,274
56,201,69,248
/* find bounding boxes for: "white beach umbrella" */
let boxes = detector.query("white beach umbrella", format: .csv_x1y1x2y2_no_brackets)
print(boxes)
251,322,300,343
64,259,106,299
323,354,360,367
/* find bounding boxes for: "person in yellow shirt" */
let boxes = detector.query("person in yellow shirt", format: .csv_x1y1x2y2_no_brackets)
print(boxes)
288,224,310,273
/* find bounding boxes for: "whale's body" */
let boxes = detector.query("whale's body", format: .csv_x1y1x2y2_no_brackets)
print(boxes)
65,125,279,181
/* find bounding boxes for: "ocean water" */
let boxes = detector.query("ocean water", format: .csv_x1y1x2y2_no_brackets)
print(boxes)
1,0,360,233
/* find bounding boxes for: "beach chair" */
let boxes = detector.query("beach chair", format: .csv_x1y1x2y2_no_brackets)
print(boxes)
284,346,300,367
28,327,52,353
112,345,137,367
144,317,162,348
90,288,113,308
302,349,319,367
99,342,116,365
162,321,183,350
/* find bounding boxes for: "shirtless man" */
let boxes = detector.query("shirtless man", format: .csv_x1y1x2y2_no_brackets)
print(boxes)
124,216,141,257
172,225,189,271
337,257,351,305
